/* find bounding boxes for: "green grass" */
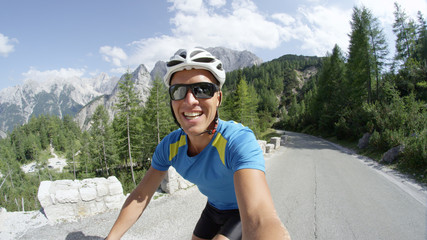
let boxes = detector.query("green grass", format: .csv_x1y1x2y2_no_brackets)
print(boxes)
259,128,282,141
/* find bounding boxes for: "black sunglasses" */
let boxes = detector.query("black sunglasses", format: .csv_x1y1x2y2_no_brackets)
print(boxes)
169,82,220,101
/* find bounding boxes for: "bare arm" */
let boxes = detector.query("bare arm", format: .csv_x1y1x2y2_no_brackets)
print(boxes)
234,169,291,240
106,166,167,240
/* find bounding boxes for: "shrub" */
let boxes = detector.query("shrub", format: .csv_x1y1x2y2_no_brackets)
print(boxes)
334,116,351,140
399,130,427,179
369,130,381,149
381,129,405,150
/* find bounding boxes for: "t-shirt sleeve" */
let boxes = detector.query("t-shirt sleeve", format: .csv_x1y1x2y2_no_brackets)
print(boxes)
151,137,171,171
227,128,265,173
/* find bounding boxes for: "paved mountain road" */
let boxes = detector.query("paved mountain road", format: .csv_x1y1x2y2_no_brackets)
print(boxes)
267,131,426,240
16,131,426,240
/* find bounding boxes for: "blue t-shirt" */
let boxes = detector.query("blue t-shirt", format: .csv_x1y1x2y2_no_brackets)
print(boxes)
151,119,265,210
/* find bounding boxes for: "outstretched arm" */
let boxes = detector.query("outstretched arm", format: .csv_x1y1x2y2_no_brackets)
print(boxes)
106,166,167,240
234,169,291,240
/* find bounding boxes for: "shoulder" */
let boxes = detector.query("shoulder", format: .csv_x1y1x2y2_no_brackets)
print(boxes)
217,119,255,141
159,128,186,146
155,128,187,158
152,128,186,170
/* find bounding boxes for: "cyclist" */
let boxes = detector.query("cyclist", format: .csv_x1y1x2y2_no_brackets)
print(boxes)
106,48,290,240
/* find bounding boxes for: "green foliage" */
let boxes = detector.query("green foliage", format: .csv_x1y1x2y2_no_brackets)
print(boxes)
0,114,82,211
399,130,427,181
279,4,426,180
141,76,175,162
113,72,144,186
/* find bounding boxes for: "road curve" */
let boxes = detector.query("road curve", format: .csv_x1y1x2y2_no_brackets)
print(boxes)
266,131,427,240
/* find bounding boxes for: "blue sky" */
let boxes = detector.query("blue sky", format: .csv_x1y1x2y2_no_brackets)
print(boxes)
0,0,426,90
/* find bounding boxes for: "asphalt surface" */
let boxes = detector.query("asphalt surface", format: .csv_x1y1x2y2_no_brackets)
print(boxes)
267,131,427,240
16,131,427,240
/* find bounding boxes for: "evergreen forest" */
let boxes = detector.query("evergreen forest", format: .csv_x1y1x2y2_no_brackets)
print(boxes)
0,3,425,212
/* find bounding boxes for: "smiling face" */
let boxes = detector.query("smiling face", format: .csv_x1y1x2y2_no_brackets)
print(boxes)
170,69,221,137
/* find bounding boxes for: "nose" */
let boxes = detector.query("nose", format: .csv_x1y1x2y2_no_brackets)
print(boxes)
184,88,199,105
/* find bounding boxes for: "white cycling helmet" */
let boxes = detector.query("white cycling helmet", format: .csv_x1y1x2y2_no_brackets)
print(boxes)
163,48,226,88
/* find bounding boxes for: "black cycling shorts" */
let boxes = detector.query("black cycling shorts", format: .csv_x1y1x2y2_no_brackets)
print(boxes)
193,202,242,240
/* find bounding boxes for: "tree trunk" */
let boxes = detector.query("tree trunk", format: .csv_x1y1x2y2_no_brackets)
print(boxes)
72,148,76,180
156,84,160,144
102,140,109,176
127,114,136,186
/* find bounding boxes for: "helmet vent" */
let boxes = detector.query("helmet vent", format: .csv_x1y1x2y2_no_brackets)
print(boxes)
179,51,187,58
217,63,223,70
167,60,182,67
194,57,215,63
190,50,204,58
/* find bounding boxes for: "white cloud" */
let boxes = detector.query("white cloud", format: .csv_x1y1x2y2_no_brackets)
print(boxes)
22,67,85,82
208,0,226,8
0,33,18,57
358,0,427,25
100,0,426,73
293,5,353,55
168,0,204,13
272,13,295,25
99,46,128,67
103,0,288,70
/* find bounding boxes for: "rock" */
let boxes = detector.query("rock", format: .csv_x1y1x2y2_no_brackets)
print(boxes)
358,133,371,149
270,137,281,149
257,140,267,154
381,145,405,164
160,167,193,194
37,177,125,222
266,144,275,153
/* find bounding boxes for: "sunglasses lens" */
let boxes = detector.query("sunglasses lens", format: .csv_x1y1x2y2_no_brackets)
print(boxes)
169,83,218,100
193,83,215,99
170,85,187,100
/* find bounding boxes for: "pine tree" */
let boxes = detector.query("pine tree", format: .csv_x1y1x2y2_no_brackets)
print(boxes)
316,45,347,133
141,76,174,163
232,77,259,133
114,72,143,186
393,3,426,98
347,6,372,104
393,3,417,64
89,105,114,177
366,9,389,101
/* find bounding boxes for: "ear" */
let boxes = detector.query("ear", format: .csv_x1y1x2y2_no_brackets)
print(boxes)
217,91,222,107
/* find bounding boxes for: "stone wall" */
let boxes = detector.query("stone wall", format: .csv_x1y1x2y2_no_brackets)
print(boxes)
37,176,125,222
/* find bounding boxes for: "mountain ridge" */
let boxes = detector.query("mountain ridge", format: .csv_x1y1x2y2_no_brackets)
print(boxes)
0,47,262,134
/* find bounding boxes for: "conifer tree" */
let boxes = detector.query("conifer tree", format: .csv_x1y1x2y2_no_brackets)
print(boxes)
114,72,142,186
366,10,389,101
316,45,347,133
393,3,417,64
89,105,116,177
347,6,372,104
232,77,259,133
393,3,426,98
141,76,174,162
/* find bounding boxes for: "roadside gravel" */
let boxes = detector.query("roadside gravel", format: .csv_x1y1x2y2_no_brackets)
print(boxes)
1,186,207,240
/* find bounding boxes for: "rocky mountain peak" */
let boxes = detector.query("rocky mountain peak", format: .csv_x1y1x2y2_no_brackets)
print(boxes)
0,47,262,135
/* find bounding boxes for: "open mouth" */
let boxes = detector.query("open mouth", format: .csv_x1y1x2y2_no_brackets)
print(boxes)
183,112,202,120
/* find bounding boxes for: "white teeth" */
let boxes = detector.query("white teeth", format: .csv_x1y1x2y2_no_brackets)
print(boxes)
184,112,202,117
184,112,202,119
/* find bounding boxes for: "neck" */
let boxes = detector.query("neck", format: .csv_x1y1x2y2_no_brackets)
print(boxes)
186,119,218,156
187,133,214,156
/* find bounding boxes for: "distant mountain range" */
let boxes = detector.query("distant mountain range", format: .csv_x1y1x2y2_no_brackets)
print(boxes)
0,47,262,137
